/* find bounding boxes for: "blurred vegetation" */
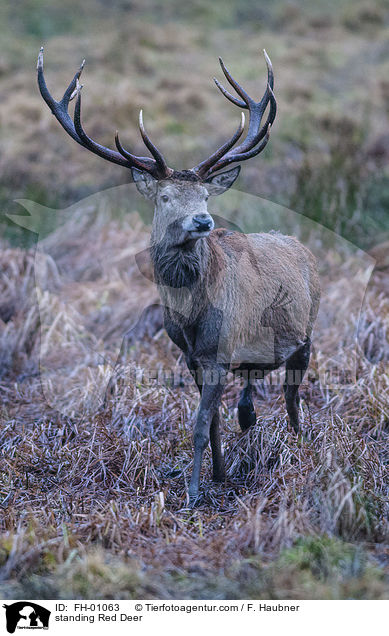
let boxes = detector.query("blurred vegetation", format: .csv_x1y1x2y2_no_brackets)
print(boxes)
1,0,389,247
1,531,388,600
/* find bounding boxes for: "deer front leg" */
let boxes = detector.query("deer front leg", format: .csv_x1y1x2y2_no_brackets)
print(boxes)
186,356,225,484
188,372,225,506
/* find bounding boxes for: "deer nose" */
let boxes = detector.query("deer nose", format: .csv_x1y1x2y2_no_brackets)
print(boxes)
192,215,213,231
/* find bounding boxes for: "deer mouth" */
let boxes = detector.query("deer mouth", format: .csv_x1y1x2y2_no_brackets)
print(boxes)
176,228,212,247
189,229,212,238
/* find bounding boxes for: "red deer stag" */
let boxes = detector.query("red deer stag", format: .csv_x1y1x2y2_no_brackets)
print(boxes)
37,47,321,505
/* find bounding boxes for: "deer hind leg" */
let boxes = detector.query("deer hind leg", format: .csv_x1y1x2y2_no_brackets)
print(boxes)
188,368,225,506
238,379,256,432
283,338,311,433
210,411,225,482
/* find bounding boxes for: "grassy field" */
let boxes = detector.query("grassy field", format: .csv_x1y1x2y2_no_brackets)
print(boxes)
0,0,389,599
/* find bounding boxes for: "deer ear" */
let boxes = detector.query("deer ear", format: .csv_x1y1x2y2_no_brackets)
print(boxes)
131,168,158,200
204,166,241,196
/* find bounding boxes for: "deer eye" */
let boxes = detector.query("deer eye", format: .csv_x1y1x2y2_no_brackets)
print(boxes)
205,195,209,201
161,194,169,202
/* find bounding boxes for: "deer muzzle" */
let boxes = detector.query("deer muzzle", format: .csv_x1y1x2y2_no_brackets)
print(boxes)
182,213,214,238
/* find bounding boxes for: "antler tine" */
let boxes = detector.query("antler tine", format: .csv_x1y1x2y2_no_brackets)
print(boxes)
139,110,172,178
213,77,246,108
37,46,82,145
195,50,277,177
63,59,85,105
263,49,274,90
114,130,158,174
210,124,272,171
37,47,52,105
194,112,245,177
37,47,173,177
214,49,274,111
218,57,252,106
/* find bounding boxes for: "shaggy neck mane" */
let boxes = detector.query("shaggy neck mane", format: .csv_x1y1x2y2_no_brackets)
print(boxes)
151,238,209,290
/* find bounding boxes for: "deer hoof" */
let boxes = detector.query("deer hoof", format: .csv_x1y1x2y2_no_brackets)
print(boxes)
188,489,201,508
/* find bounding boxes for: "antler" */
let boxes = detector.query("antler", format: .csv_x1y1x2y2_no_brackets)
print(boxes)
193,50,276,178
37,47,173,179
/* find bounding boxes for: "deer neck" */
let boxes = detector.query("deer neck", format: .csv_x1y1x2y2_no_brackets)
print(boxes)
150,236,210,319
151,236,209,288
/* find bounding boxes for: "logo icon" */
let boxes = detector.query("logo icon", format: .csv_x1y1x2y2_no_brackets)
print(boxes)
3,603,51,633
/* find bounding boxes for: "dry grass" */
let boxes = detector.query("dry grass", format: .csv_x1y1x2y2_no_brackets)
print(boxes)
0,199,388,599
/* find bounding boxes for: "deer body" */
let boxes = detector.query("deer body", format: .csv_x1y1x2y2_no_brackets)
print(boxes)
38,47,321,505
153,224,318,369
138,171,320,503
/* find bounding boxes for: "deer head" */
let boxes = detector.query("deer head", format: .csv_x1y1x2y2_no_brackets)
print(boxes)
37,48,276,246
